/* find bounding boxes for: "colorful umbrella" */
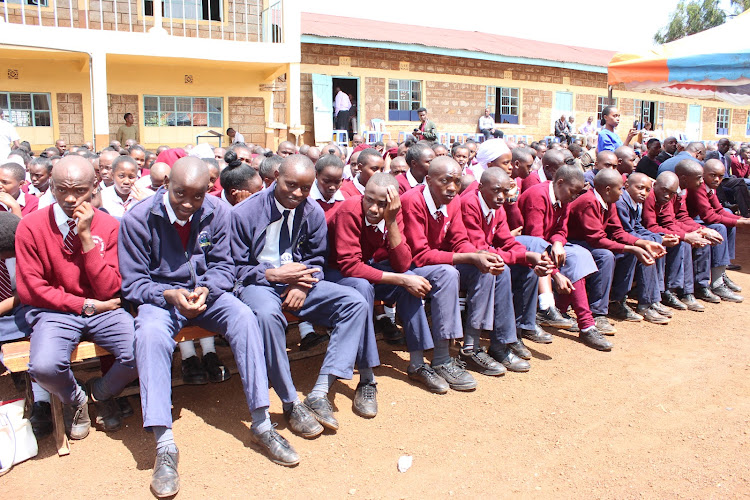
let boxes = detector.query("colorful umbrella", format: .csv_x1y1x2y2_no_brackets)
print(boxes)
608,10,750,106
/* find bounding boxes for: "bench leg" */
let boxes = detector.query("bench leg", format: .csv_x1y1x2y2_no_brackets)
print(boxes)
50,394,70,456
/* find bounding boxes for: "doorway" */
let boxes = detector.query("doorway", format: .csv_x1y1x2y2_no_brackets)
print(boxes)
332,77,359,141
686,105,702,141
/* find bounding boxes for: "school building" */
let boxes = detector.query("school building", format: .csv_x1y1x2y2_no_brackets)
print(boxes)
1,8,749,152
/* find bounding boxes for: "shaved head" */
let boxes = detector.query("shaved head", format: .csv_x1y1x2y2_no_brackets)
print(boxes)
428,155,460,177
52,154,96,185
627,172,649,186
170,157,209,189
596,150,618,167
593,167,623,190
480,166,510,185
366,171,399,191
542,149,565,170
278,153,314,177
51,155,97,217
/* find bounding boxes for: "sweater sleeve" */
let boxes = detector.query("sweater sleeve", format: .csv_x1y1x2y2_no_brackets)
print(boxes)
387,214,413,273
118,213,172,308
491,213,528,265
460,197,491,252
571,199,626,252
334,209,384,283
604,206,639,246
231,206,275,288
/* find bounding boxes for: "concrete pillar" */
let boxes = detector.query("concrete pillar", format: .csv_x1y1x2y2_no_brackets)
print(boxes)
149,0,167,35
287,62,305,144
90,51,110,150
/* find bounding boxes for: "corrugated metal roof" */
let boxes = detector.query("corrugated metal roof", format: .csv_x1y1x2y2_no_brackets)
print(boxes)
302,12,615,69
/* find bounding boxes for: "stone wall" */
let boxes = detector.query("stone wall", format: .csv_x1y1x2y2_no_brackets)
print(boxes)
703,107,717,135
363,77,386,131
108,94,138,142
228,96,266,145
57,93,85,145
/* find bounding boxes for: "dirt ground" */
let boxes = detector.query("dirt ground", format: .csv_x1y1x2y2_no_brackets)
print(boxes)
3,234,750,499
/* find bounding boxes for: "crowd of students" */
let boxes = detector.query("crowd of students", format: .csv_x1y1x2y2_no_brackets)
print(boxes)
0,119,747,496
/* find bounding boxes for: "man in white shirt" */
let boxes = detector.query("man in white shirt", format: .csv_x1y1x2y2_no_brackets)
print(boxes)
333,87,352,135
478,108,503,140
226,127,245,145
0,110,20,162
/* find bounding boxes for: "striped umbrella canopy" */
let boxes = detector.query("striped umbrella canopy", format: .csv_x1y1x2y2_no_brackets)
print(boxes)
608,10,750,106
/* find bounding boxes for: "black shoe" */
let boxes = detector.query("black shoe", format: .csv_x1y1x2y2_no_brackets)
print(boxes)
727,264,742,271
536,306,575,329
117,397,134,419
488,345,531,373
151,448,180,498
594,315,616,335
561,312,580,332
580,328,613,351
299,331,330,351
87,378,123,433
679,293,705,312
407,363,449,394
608,301,643,322
29,401,53,438
432,357,478,391
374,316,405,344
353,382,378,418
509,339,531,360
202,352,231,383
519,325,553,344
63,399,91,440
283,401,324,438
10,372,26,393
459,347,506,376
651,301,673,318
695,286,721,304
181,355,208,385
252,426,300,466
723,272,742,292
636,305,670,325
303,395,339,431
711,283,744,303
662,290,688,310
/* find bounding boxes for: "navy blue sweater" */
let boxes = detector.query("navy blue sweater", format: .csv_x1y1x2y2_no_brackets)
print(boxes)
118,188,234,308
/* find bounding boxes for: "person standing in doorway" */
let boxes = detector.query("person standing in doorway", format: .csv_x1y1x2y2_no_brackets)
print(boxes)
334,87,352,140
116,113,140,146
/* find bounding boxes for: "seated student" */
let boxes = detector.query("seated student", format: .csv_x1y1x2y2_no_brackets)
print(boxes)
460,167,555,372
452,144,471,176
310,153,347,221
388,155,408,177
135,161,171,193
100,156,149,218
204,158,222,197
232,154,369,437
504,147,534,231
215,151,263,206
568,169,665,330
396,143,435,194
614,146,637,179
518,165,610,350
327,172,434,402
636,139,662,179
258,152,283,189
16,155,137,442
520,149,566,193
27,156,52,197
401,156,515,391
468,138,512,183
432,143,450,157
97,149,118,189
340,148,384,197
0,162,39,217
686,159,747,301
584,151,618,186
615,173,677,324
119,157,290,497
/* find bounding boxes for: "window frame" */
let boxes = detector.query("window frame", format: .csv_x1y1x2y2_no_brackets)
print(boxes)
143,0,223,22
0,91,51,127
716,108,730,136
387,79,422,121
1,0,50,7
143,95,223,128
495,87,520,124
596,96,618,124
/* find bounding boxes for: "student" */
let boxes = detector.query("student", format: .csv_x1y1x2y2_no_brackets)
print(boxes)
340,148,384,197
389,155,408,177
615,172,676,323
597,106,635,153
401,156,509,391
327,172,434,403
98,149,118,189
232,154,370,437
128,145,147,172
614,146,637,178
136,161,171,193
259,152,283,189
100,156,147,218
205,158,222,196
567,168,665,330
119,157,290,497
396,143,435,194
216,151,263,206
27,156,52,196
460,167,554,373
521,149,565,193
636,139,662,179
584,151,618,186
469,138,512,182
451,144,471,175
310,153,347,221
16,155,137,441
0,161,39,217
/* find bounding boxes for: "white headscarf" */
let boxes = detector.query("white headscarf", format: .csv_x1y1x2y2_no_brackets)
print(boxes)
471,139,510,179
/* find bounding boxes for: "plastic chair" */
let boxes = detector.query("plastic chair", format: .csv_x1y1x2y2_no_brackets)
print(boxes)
364,119,391,143
333,130,348,147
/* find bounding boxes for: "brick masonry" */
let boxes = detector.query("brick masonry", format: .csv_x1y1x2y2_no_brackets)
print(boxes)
56,93,85,145
108,94,138,142
228,96,266,145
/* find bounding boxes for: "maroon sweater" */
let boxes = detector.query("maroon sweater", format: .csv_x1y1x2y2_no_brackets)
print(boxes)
567,189,638,252
686,185,740,227
401,185,476,267
517,181,568,245
0,192,39,217
460,190,527,265
16,206,121,314
396,173,421,195
328,196,412,283
339,179,361,198
520,170,541,193
315,199,346,222
642,191,701,240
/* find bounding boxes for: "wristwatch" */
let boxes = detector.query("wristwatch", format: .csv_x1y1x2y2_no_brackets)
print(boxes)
81,299,97,317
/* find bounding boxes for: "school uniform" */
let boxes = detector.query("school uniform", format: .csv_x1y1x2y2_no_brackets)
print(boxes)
339,176,364,198
520,169,543,194
327,195,431,354
119,189,267,429
396,170,423,195
231,186,368,405
15,204,136,406
686,185,736,280
309,180,346,222
0,190,39,217
100,184,137,219
504,201,524,232
567,189,639,315
583,169,598,186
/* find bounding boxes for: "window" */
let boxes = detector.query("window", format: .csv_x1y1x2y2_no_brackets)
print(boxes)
496,87,519,124
388,79,421,121
596,96,618,124
143,95,223,127
746,111,750,136
717,108,730,135
634,99,660,130
1,0,49,6
0,92,51,127
143,0,221,21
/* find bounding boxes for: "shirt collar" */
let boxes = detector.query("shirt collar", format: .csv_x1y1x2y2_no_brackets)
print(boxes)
353,175,366,194
274,195,296,218
221,190,229,203
478,191,493,220
364,217,386,233
406,169,423,188
53,202,74,229
310,180,345,203
422,186,449,220
538,168,548,183
163,190,193,225
593,188,608,210
621,189,639,212
548,182,561,208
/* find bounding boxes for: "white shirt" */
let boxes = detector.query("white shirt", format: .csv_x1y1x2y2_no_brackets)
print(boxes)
353,176,366,195
310,180,345,204
406,169,424,189
478,115,495,130
0,191,28,212
334,91,352,115
38,189,55,209
478,191,494,224
422,185,449,221
258,197,296,269
26,184,44,196
0,119,19,162
53,203,78,239
163,191,193,226
100,185,136,219
593,188,608,210
365,217,386,233
549,182,561,209
231,132,245,144
538,168,548,183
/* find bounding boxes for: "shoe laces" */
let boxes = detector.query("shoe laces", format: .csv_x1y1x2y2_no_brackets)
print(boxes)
359,383,377,400
155,450,178,470
442,358,467,376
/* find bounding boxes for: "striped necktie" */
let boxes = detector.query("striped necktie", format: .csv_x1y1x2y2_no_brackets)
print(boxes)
0,261,12,302
63,219,78,253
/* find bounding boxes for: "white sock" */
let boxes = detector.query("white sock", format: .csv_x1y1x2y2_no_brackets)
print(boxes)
711,266,726,289
178,340,197,360
32,381,51,403
538,292,555,311
384,306,396,320
298,321,315,340
199,336,216,354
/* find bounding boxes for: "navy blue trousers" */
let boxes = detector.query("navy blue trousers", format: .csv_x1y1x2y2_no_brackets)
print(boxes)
570,241,637,315
411,265,462,340
666,241,695,294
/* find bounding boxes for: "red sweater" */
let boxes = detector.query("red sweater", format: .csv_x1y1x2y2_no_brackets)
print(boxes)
642,190,701,240
731,156,749,178
339,179,361,198
567,189,638,252
401,185,476,267
517,181,568,245
316,199,346,222
686,185,740,227
396,173,420,195
328,196,412,283
520,171,541,193
16,206,121,314
0,192,39,217
460,190,527,265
